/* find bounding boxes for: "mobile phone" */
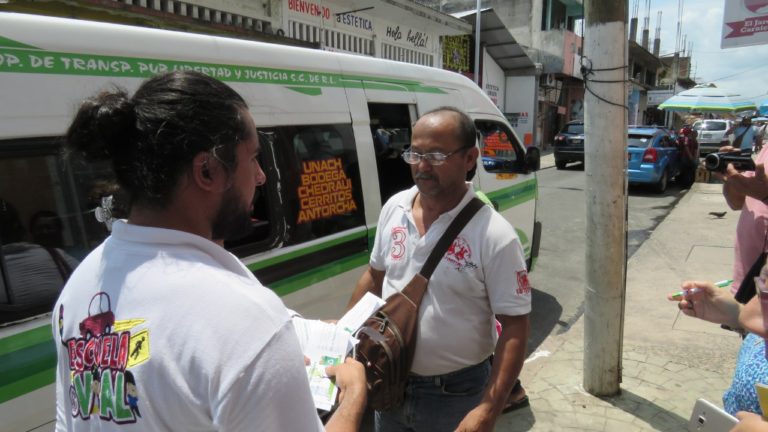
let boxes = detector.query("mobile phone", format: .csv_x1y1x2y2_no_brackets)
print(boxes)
687,398,737,432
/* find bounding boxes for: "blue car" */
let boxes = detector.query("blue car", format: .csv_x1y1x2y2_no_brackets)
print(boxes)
626,127,681,193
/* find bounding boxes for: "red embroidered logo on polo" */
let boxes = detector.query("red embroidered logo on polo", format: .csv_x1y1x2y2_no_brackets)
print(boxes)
516,270,531,295
445,237,478,271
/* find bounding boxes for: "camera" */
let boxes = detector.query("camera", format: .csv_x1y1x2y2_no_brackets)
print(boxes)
704,152,756,172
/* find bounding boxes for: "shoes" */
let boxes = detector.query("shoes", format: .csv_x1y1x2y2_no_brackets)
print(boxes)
502,379,530,413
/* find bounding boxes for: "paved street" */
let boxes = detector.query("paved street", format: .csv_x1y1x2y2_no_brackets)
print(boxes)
528,155,687,354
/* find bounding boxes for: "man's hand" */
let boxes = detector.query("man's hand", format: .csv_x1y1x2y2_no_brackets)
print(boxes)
454,404,495,432
719,162,766,210
724,163,768,201
325,357,366,405
731,411,768,431
667,280,741,328
324,357,367,432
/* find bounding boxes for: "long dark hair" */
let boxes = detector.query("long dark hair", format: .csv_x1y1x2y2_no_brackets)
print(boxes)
66,71,250,209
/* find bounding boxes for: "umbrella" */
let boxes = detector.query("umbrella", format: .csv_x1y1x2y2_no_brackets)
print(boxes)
658,84,757,113
759,99,768,116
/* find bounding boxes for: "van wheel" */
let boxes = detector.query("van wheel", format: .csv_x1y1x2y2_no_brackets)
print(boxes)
556,160,567,170
654,170,668,194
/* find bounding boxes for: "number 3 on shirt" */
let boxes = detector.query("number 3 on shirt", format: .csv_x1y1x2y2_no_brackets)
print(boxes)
390,227,407,260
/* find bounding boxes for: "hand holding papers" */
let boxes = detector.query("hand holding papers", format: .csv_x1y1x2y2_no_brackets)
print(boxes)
292,292,385,411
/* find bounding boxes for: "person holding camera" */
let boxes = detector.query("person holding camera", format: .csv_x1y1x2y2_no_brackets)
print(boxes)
676,125,699,188
720,144,768,294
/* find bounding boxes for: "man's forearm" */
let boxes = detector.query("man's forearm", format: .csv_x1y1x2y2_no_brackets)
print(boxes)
478,314,530,417
324,387,367,432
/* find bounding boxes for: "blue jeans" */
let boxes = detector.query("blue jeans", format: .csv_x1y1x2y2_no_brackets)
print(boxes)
375,359,491,432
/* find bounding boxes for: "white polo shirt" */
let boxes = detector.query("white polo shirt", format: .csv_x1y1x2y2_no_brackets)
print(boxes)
370,184,531,376
53,221,323,431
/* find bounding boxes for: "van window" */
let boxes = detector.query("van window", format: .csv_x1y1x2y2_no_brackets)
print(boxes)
221,142,278,254
258,124,365,246
476,121,523,173
694,121,727,131
368,103,415,204
0,139,99,323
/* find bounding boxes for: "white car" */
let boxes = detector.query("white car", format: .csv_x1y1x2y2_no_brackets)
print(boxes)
693,119,734,156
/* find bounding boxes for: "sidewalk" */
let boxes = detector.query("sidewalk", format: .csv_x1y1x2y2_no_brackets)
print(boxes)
496,180,745,430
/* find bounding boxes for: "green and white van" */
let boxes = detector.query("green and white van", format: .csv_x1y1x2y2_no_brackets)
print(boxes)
0,12,540,431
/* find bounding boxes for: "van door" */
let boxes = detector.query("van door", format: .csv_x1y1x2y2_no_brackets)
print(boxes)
343,81,417,224
367,103,416,205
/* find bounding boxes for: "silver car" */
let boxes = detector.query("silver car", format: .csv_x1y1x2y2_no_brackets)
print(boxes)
693,119,733,156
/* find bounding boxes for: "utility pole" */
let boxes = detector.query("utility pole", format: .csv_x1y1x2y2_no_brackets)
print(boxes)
583,0,628,396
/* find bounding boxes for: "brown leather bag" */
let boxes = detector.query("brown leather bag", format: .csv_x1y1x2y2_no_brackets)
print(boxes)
354,197,484,410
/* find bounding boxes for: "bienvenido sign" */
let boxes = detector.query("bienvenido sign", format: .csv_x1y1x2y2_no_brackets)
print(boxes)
285,0,373,35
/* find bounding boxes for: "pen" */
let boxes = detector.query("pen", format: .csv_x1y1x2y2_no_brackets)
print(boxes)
670,279,733,300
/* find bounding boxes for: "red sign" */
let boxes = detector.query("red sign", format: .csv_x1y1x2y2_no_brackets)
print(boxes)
746,0,768,13
725,14,768,38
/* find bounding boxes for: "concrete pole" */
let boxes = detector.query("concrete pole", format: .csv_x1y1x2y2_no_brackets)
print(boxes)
670,52,680,127
474,0,481,86
583,0,628,396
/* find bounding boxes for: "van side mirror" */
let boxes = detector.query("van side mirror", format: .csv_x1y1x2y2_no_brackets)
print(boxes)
524,147,541,171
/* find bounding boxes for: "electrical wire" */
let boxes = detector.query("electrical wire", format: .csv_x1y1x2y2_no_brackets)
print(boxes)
577,13,629,111
580,57,630,111
705,63,768,84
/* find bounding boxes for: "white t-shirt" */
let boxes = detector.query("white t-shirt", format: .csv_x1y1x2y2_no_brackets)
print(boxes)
370,184,531,376
52,221,323,431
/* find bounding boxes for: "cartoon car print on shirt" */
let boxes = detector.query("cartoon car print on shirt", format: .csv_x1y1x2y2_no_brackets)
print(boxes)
79,292,115,339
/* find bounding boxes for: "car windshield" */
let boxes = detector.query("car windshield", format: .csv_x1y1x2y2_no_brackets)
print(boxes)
562,124,584,134
694,121,727,131
627,134,653,147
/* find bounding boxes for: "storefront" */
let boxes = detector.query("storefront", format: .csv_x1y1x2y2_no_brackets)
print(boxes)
282,0,470,66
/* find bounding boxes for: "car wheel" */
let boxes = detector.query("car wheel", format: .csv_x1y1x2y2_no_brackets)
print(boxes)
654,170,668,194
556,160,567,170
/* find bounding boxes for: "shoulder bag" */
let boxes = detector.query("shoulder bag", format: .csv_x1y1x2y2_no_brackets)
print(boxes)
354,197,484,411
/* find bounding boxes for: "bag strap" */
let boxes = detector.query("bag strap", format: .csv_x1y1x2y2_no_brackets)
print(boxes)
734,126,750,147
419,197,485,279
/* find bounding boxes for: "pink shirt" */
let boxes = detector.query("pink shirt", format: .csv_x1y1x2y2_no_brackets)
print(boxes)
732,147,768,294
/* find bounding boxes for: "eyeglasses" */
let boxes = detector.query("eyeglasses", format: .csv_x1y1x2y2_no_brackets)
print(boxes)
401,146,473,166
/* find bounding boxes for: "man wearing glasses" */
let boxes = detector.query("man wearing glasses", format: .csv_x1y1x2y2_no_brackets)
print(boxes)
347,107,531,431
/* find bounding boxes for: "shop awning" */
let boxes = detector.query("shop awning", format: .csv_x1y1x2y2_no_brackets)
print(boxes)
453,8,537,74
